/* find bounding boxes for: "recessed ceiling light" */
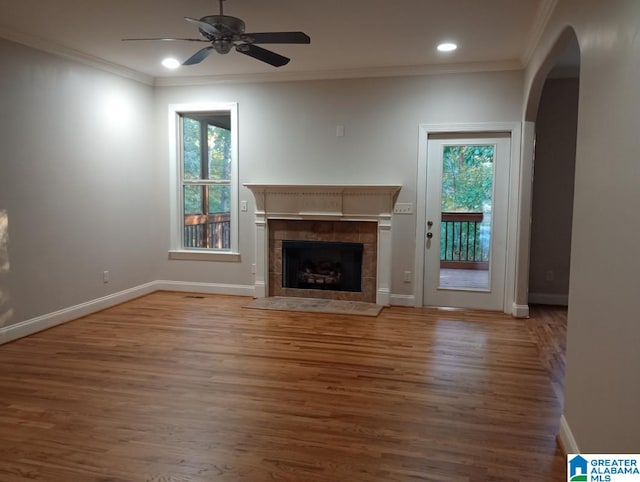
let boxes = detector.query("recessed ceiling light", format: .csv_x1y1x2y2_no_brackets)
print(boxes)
437,42,458,52
162,58,181,69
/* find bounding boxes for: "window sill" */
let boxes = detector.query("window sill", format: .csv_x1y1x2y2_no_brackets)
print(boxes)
168,250,241,262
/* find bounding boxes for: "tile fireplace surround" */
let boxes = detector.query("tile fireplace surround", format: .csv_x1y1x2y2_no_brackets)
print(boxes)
244,184,401,305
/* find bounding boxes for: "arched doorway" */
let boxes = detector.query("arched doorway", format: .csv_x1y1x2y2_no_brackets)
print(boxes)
520,27,581,402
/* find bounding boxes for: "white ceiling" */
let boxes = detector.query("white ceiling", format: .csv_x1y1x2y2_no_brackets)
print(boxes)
0,0,551,84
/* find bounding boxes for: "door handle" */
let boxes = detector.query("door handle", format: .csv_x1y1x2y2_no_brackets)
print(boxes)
426,232,433,239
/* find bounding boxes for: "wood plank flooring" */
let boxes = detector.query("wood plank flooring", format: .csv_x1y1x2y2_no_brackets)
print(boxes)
525,305,567,404
0,292,566,481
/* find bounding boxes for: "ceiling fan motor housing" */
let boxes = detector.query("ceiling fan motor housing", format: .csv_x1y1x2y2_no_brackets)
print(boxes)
200,15,246,36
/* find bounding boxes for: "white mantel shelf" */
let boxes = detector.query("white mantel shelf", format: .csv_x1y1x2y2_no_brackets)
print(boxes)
244,183,402,306
244,184,402,189
243,184,401,218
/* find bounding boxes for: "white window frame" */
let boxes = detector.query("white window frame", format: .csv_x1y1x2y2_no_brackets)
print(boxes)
168,102,239,261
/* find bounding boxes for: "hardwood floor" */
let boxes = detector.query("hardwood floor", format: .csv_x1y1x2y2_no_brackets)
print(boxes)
525,304,567,404
0,292,566,481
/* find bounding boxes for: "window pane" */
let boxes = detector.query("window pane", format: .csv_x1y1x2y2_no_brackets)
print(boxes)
207,125,231,181
174,104,236,253
182,117,201,180
441,145,494,212
208,184,231,214
183,185,203,215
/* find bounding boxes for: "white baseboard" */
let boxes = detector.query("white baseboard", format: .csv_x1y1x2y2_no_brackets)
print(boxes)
0,280,256,346
512,303,530,318
558,414,580,454
0,282,157,345
390,294,416,307
154,280,255,297
528,292,568,306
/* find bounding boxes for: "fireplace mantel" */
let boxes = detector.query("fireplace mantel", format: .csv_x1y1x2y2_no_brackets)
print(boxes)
244,183,402,305
244,184,401,218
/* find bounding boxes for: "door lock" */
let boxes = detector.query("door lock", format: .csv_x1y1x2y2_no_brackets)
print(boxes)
426,232,433,239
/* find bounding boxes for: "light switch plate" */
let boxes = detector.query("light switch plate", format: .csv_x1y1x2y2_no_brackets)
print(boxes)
393,203,413,214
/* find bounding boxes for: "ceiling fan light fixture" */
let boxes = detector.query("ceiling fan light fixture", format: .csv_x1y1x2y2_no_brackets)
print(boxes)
162,57,181,69
213,39,233,54
437,42,458,52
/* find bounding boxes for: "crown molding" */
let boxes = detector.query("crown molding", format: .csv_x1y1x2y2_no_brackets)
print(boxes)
0,24,523,88
153,59,523,87
0,27,154,86
520,0,559,67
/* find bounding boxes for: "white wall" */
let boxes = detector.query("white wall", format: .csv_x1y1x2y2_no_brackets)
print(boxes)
0,38,156,327
525,0,640,451
153,72,524,295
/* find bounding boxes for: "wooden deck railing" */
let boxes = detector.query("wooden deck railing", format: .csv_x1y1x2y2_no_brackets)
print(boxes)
441,212,489,270
184,212,230,249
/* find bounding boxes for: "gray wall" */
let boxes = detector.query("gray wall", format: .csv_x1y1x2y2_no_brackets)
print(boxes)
529,78,579,302
525,0,640,451
152,72,524,294
0,36,525,328
0,38,156,327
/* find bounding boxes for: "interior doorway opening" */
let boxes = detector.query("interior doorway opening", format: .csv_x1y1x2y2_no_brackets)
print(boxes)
521,26,581,406
528,36,580,308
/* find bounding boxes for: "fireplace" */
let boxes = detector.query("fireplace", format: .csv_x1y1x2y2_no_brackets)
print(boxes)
282,240,363,292
268,219,376,302
244,184,401,305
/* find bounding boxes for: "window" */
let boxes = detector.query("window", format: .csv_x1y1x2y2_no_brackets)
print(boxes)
168,103,239,260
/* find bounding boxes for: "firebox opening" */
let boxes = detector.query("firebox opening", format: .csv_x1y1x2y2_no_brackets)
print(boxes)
282,240,364,292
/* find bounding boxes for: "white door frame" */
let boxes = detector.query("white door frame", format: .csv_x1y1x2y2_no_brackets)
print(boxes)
413,123,523,314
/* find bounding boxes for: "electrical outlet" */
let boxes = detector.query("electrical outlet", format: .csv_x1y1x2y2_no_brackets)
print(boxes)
103,270,110,283
393,203,413,214
545,270,554,281
403,271,412,283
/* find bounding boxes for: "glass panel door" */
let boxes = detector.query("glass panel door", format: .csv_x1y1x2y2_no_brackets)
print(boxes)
423,134,510,311
439,145,494,290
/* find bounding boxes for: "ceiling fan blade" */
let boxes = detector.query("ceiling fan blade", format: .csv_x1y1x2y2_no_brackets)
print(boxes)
184,17,225,37
121,37,209,42
183,47,214,66
236,44,290,67
243,32,311,44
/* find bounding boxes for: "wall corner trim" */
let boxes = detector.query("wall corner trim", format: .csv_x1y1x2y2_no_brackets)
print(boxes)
558,414,580,454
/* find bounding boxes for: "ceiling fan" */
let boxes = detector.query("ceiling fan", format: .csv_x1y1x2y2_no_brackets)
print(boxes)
122,0,311,67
